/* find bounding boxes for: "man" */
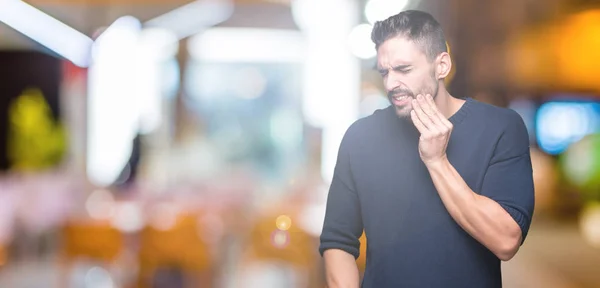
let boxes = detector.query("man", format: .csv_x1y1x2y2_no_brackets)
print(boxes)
319,10,535,288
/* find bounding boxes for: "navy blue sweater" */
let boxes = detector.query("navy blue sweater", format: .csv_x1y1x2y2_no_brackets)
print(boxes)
319,98,535,288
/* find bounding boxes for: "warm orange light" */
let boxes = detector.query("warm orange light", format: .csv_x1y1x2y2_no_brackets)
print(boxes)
554,10,600,91
506,9,600,92
506,27,558,90
356,232,367,271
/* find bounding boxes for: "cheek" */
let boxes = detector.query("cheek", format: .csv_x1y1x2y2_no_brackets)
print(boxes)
401,74,421,92
410,74,432,93
423,71,438,85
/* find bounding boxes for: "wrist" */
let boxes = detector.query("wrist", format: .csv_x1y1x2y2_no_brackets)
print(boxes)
424,154,449,170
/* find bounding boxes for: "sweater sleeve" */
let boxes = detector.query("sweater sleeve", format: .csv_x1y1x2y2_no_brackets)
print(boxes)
319,126,364,259
480,110,535,244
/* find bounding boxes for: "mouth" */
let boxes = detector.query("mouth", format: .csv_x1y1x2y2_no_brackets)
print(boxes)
391,94,412,106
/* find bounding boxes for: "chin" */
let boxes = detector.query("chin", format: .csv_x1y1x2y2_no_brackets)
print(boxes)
393,105,412,119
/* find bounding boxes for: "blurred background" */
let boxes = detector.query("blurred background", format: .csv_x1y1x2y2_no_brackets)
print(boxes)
0,0,599,287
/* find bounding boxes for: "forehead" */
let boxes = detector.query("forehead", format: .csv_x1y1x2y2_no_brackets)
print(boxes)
376,36,427,68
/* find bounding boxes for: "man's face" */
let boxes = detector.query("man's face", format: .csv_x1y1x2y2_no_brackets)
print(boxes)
376,36,439,118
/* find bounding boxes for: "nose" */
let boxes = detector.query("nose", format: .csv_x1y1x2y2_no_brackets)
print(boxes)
384,72,400,93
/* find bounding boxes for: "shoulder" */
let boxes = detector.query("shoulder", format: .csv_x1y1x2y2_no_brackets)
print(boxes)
343,105,393,143
468,99,528,138
467,99,523,126
468,99,530,159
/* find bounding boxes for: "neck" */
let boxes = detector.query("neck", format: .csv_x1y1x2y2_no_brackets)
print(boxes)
434,87,464,119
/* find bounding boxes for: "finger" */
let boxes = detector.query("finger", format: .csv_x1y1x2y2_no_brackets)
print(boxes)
420,94,447,129
412,97,434,129
417,94,438,120
410,110,428,134
412,98,438,132
425,94,453,129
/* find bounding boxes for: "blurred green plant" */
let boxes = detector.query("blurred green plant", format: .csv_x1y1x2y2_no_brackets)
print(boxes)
7,87,67,171
560,133,600,202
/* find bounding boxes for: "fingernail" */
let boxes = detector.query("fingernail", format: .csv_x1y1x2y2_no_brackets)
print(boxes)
427,95,432,100
417,95,423,100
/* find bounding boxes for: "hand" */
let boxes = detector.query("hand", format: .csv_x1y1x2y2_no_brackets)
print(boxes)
410,94,453,166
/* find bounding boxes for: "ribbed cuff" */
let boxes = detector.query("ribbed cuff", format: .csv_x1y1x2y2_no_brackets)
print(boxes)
498,203,531,244
319,242,360,259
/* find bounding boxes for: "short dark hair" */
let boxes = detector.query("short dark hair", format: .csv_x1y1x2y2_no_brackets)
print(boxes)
371,10,447,61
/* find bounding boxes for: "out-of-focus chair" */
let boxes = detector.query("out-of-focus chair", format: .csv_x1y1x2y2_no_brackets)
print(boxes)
237,211,320,288
59,220,125,287
136,213,213,288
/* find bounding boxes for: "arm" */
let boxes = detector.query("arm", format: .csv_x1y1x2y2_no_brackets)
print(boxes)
323,249,361,288
319,126,363,288
425,156,526,261
411,95,535,261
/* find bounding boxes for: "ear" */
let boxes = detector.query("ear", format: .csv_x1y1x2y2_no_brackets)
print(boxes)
436,52,452,79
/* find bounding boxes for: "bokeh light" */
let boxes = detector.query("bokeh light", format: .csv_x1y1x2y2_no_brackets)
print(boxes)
348,24,376,59
85,189,116,220
275,215,292,231
536,101,600,155
580,202,600,249
271,230,290,249
561,134,600,199
364,0,410,25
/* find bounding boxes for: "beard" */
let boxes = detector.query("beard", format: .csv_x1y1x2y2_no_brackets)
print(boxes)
388,87,415,118
388,74,439,119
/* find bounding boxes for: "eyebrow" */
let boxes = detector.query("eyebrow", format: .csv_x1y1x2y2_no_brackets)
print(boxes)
374,64,412,73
